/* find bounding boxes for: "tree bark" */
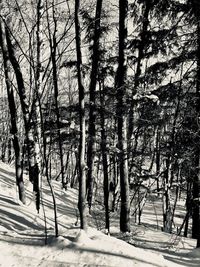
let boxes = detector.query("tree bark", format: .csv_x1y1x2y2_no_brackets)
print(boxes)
47,0,66,189
190,0,200,247
31,0,44,212
155,126,161,194
0,18,26,204
99,81,110,233
87,0,103,210
162,158,172,233
116,0,130,232
75,0,87,229
5,11,40,212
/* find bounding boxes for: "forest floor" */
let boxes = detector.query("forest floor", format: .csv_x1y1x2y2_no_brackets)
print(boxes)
0,161,199,267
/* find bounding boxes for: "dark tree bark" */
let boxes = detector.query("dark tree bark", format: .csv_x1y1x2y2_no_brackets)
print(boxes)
7,138,12,163
47,0,66,189
190,0,200,248
87,0,103,211
0,18,26,204
75,0,87,230
155,126,161,193
99,81,110,233
116,0,130,232
184,182,192,237
162,155,172,233
5,20,40,212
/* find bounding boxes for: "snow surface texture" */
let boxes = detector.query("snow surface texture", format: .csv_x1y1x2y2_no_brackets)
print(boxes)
0,161,199,267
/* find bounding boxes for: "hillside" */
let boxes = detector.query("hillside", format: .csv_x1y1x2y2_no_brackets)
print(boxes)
0,162,199,267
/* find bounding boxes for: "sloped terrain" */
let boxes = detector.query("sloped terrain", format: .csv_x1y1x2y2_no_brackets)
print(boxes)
0,162,199,267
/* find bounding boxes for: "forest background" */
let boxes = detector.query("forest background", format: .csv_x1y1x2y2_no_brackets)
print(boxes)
0,0,200,253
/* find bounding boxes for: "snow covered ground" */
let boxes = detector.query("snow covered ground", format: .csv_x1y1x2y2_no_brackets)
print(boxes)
0,161,199,267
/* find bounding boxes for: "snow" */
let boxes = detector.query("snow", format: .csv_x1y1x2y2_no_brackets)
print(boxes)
132,93,159,103
0,161,199,266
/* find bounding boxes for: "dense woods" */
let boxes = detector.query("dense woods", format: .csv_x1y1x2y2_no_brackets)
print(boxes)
1,0,200,251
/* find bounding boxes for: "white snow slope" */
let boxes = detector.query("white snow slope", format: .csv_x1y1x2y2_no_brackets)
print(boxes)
0,161,199,267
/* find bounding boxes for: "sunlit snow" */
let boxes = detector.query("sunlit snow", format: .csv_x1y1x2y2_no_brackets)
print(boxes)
0,162,199,267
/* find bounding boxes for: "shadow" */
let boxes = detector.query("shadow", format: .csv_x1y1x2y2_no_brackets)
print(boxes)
0,166,15,177
0,233,166,267
0,196,19,206
128,238,192,255
0,235,45,247
63,243,166,267
0,164,198,267
165,255,200,267
0,208,42,231
127,237,199,267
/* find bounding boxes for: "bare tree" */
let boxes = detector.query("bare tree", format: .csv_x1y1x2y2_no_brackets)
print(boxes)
87,0,103,211
75,0,87,230
4,8,41,212
47,0,66,189
0,17,26,204
190,0,200,248
116,0,130,232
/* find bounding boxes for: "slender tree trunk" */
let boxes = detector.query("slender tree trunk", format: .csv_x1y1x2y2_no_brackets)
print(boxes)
190,0,200,247
0,18,26,204
171,164,181,228
99,81,110,233
30,0,45,212
42,117,58,236
87,0,103,210
4,6,41,212
162,158,172,233
75,0,87,229
116,0,130,233
184,181,192,237
155,126,161,194
7,138,12,163
47,0,66,189
1,138,6,162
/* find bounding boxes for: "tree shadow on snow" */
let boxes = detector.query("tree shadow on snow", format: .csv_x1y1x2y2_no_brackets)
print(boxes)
0,166,15,180
0,234,45,246
164,254,200,267
0,195,19,206
0,208,42,231
129,239,199,267
63,243,166,267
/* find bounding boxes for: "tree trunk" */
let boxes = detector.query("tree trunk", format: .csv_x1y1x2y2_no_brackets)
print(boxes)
162,158,172,233
190,0,200,247
87,0,103,210
47,0,66,189
30,0,44,212
75,0,87,230
116,0,130,233
5,8,41,212
99,81,110,233
0,18,26,204
184,182,192,237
